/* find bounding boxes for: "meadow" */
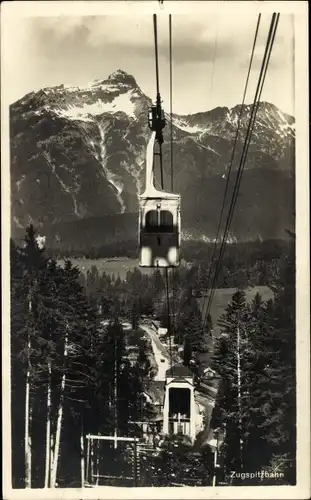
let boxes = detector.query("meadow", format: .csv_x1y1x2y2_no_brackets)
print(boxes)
197,285,274,367
198,286,274,334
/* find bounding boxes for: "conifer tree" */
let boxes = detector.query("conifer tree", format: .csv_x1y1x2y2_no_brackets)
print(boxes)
250,238,296,483
11,240,28,487
21,226,48,487
210,290,250,474
211,246,296,485
176,287,208,369
183,337,193,367
11,229,101,487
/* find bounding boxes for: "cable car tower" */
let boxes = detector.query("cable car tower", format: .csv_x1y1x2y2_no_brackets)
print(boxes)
139,15,181,268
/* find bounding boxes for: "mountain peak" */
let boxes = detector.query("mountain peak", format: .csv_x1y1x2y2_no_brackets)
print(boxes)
106,69,138,88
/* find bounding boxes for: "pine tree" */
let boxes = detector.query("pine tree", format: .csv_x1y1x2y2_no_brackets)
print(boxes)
176,287,209,369
48,260,97,486
20,226,47,487
12,228,104,487
250,238,296,483
183,337,193,367
11,240,28,487
210,290,250,474
153,269,165,295
11,227,67,487
210,247,296,485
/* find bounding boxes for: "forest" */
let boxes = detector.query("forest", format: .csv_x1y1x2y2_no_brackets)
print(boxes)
10,225,296,487
46,237,291,290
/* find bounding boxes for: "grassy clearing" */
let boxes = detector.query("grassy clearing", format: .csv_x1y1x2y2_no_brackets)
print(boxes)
198,286,274,334
197,285,274,368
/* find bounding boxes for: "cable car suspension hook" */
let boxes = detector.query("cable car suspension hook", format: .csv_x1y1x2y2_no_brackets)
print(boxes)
147,14,166,188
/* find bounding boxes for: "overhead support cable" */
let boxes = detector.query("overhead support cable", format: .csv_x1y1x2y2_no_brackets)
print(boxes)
200,13,262,324
153,14,160,97
205,13,280,322
165,268,173,368
153,14,164,190
152,13,173,370
169,14,174,193
203,13,280,324
168,14,175,367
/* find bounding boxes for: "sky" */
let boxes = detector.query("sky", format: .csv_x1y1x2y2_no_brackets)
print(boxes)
2,6,295,116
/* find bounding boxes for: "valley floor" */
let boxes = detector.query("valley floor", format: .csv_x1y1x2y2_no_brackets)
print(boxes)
58,257,154,279
59,257,274,332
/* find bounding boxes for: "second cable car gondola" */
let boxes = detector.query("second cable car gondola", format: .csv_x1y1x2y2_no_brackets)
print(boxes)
138,129,181,268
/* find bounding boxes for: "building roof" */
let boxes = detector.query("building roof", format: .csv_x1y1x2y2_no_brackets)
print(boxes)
166,363,193,378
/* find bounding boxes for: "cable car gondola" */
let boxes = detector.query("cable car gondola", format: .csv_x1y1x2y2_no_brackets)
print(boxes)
138,129,181,268
139,15,180,268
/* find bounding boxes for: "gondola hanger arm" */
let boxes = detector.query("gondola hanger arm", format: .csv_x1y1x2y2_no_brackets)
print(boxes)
142,131,179,199
145,131,157,194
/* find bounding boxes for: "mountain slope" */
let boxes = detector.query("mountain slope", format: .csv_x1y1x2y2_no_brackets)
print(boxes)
10,69,295,245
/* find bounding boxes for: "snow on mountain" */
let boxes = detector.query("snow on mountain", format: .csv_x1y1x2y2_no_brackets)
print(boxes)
172,116,204,135
226,109,239,127
55,90,137,121
96,122,126,213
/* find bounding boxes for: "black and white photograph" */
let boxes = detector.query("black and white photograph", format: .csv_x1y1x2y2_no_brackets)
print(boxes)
1,1,310,499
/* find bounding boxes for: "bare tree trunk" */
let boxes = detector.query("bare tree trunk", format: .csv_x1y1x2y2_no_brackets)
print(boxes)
90,439,94,485
86,437,90,484
114,337,118,449
237,324,243,471
25,298,32,489
50,329,68,487
24,360,31,488
95,440,99,485
80,418,85,488
44,362,52,487
50,433,54,484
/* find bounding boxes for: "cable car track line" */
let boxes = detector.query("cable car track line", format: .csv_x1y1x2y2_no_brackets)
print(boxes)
155,13,172,371
153,14,160,98
153,14,173,367
168,14,176,368
203,13,280,324
205,13,279,321
164,267,173,369
169,14,174,193
139,14,180,370
153,14,165,190
153,14,174,369
200,14,261,324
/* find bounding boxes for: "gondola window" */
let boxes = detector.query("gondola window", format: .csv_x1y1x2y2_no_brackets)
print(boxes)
145,210,158,232
145,210,174,233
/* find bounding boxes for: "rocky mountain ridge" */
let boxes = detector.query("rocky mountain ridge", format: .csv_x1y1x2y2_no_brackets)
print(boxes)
10,69,295,246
